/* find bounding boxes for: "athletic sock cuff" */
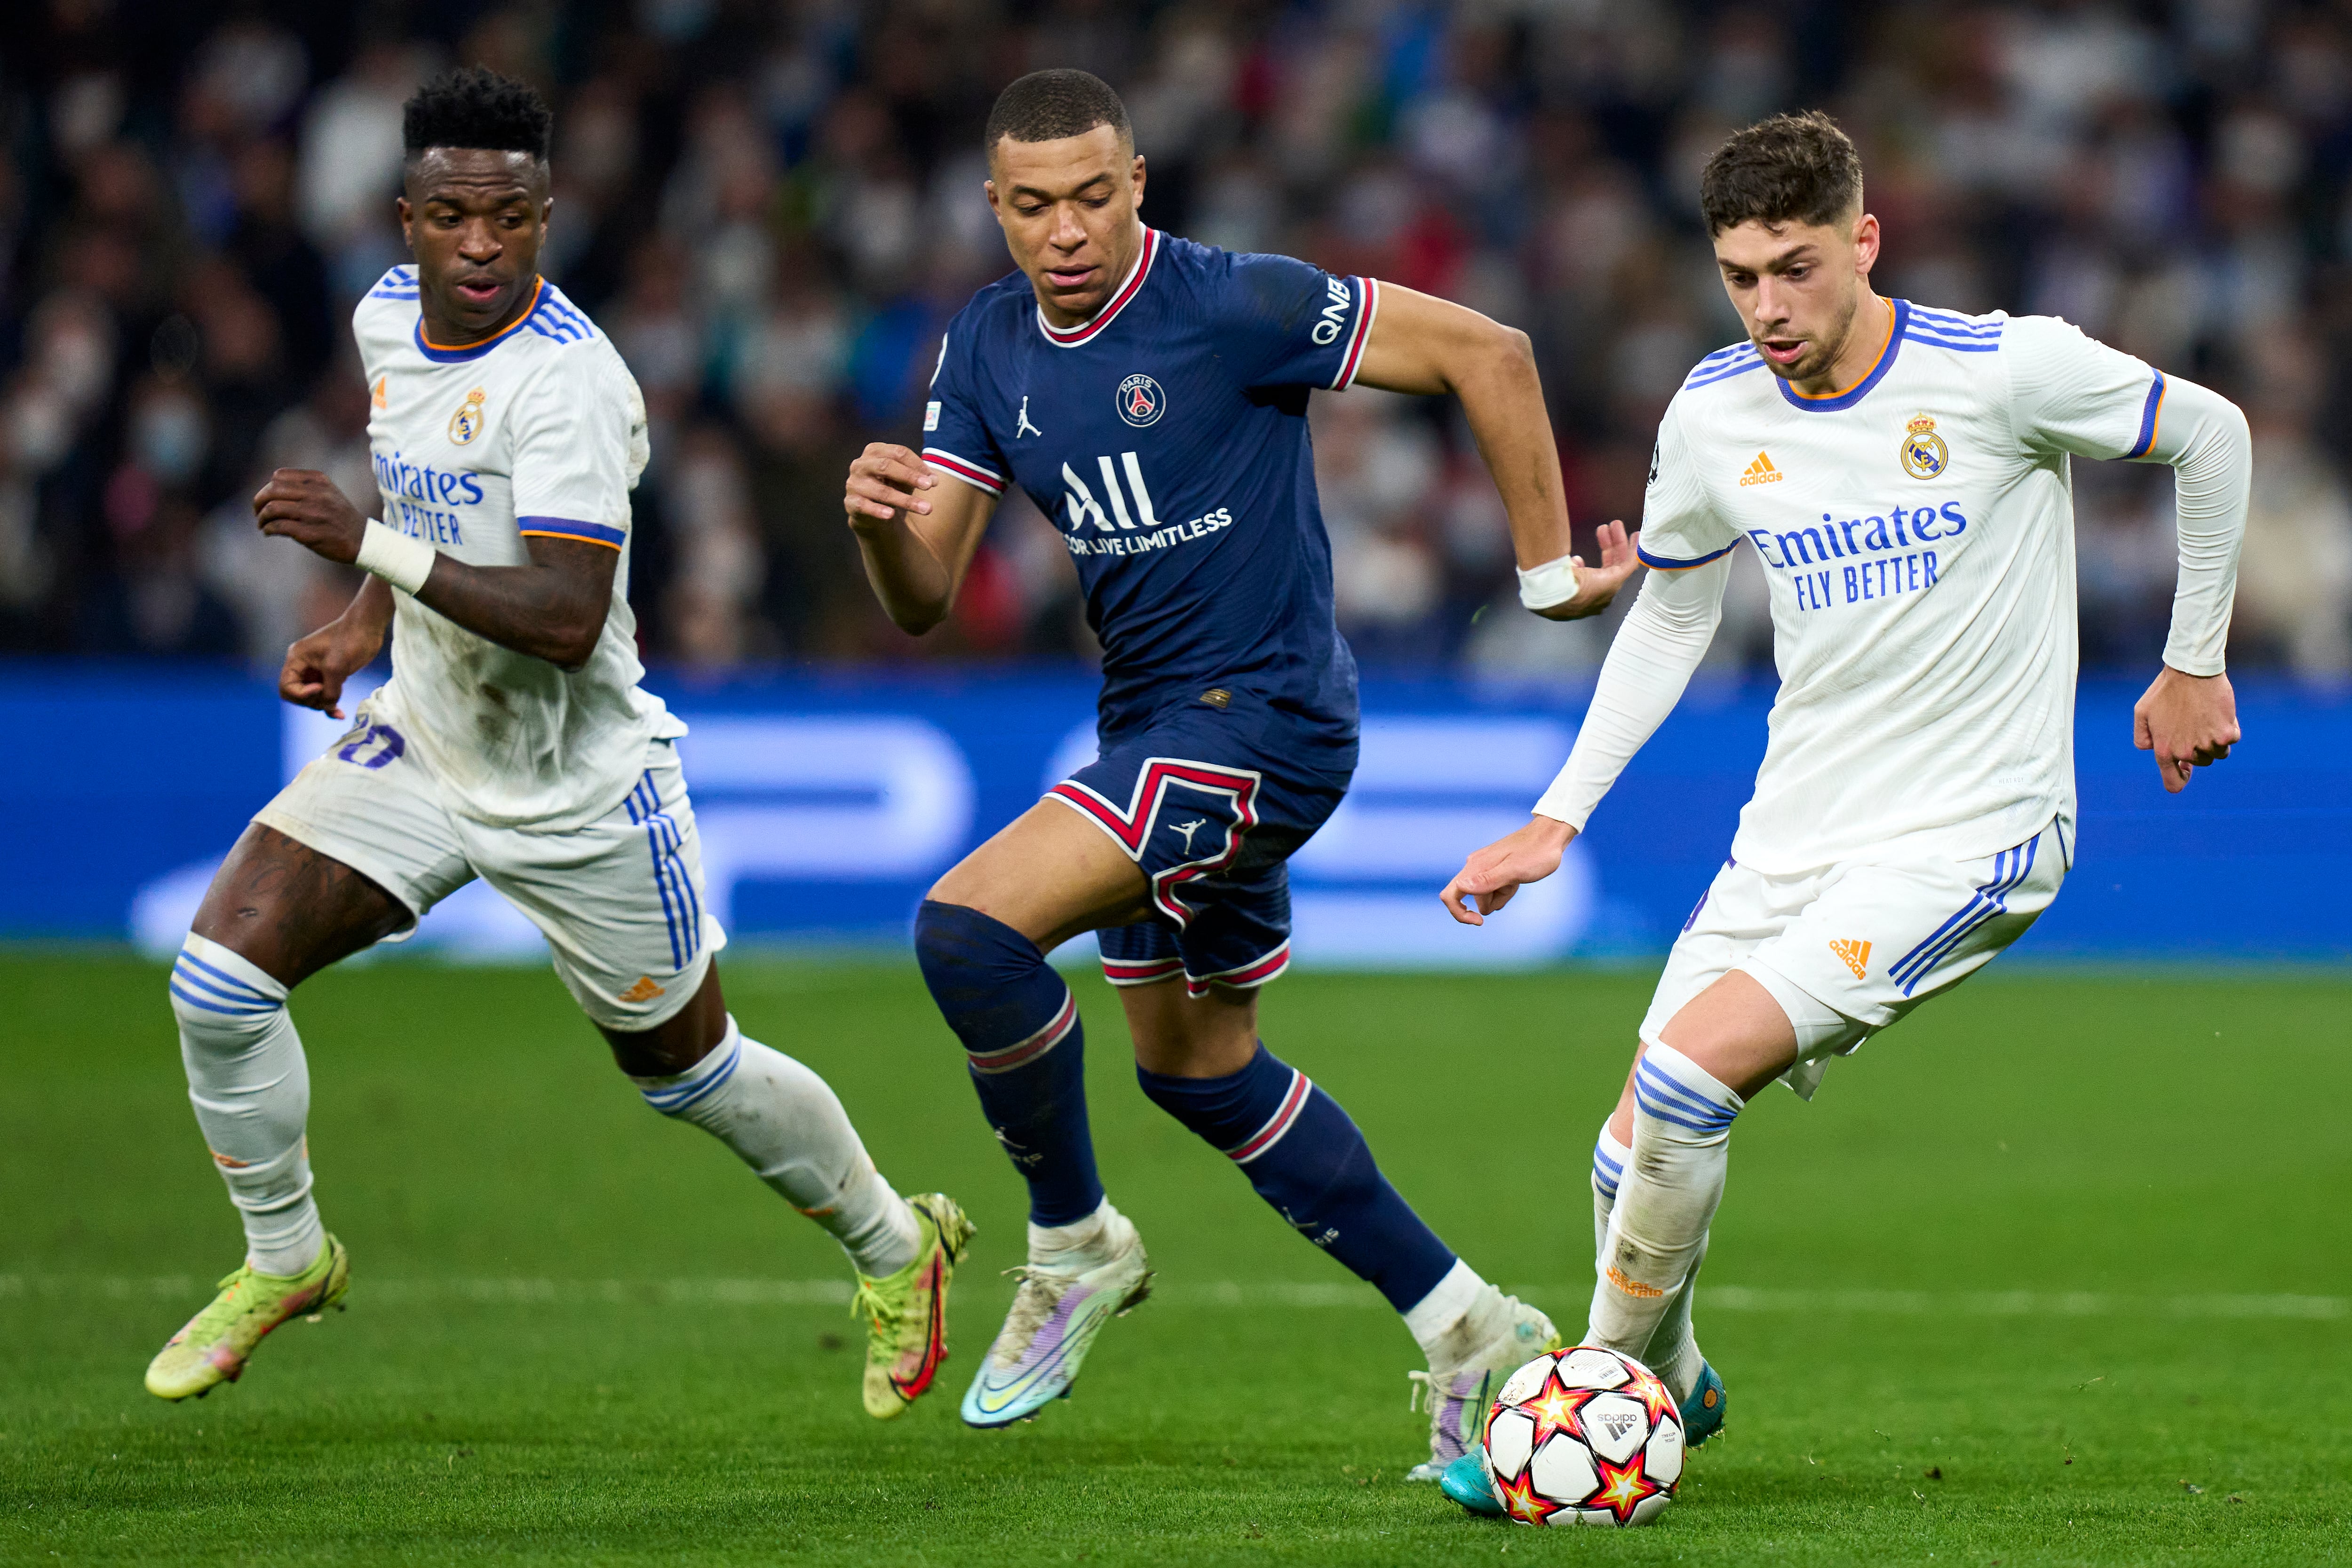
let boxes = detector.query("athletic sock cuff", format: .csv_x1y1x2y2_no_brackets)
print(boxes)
171,935,287,1017
1135,1044,1308,1163
1399,1258,1485,1353
632,1015,745,1116
1592,1125,1629,1200
1634,1044,1743,1136
913,899,1079,1070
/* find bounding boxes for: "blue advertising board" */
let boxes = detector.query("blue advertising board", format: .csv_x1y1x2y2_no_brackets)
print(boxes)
2,660,2345,963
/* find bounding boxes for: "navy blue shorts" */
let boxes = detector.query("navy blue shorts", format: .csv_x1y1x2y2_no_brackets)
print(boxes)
1047,689,1351,998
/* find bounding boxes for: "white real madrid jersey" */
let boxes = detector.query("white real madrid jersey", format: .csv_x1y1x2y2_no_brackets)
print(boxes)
354,266,675,831
1629,299,2179,874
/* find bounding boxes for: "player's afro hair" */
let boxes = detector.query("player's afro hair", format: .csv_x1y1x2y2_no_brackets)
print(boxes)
403,65,552,164
984,69,1131,157
1698,111,1863,237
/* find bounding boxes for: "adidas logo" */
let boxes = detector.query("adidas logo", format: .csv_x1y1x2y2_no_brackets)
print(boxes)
371,376,388,410
1828,938,1871,980
1739,451,1783,486
617,975,667,1004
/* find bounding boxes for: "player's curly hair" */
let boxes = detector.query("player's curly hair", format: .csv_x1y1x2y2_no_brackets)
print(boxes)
403,65,552,164
1698,111,1862,236
984,69,1132,157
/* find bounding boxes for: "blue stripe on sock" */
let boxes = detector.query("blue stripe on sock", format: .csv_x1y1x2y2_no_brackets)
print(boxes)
175,951,277,1003
1634,1061,1737,1132
1635,1059,1735,1125
167,980,277,1016
641,1035,741,1114
170,964,277,1011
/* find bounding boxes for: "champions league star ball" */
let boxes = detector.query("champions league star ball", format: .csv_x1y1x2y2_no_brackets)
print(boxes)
1480,1346,1685,1527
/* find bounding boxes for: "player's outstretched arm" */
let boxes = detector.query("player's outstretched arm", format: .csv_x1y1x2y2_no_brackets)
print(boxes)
1439,557,1730,927
1351,284,1640,620
278,576,392,718
254,468,615,670
841,443,999,635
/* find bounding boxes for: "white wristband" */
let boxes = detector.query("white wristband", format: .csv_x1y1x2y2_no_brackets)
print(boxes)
1517,552,1581,610
355,519,437,595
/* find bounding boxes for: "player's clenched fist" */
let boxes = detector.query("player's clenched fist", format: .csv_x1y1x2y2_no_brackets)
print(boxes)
278,616,382,719
254,468,367,563
843,443,938,529
1439,814,1577,926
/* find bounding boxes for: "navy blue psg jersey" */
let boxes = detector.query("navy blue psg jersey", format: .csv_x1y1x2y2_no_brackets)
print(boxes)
923,229,1378,773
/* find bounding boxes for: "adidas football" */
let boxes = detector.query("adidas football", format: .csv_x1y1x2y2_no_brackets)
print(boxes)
1480,1346,1684,1527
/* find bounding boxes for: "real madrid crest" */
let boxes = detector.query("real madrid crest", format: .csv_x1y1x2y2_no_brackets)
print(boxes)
448,386,487,445
1115,373,1165,428
1900,413,1947,480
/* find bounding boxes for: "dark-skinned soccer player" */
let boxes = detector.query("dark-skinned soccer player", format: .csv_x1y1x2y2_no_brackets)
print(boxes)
146,67,971,1422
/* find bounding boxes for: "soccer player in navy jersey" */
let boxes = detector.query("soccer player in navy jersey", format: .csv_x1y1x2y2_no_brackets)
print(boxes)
842,70,1639,1468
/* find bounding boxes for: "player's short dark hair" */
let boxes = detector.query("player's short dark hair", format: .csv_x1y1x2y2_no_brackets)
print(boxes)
1698,111,1863,237
984,69,1132,158
402,66,552,165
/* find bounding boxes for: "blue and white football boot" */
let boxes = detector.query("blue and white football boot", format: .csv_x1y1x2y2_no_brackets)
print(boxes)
960,1202,1152,1428
1438,1358,1728,1516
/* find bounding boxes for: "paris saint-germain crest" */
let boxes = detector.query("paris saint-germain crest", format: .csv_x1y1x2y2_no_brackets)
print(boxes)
1116,373,1165,428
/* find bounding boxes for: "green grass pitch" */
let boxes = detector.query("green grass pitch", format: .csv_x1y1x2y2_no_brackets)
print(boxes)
3,953,2347,1565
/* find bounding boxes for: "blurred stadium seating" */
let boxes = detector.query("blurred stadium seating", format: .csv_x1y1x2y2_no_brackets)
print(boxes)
2,0,2349,676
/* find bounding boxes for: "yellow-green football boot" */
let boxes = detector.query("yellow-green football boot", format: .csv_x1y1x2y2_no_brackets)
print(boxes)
850,1194,975,1418
144,1234,350,1401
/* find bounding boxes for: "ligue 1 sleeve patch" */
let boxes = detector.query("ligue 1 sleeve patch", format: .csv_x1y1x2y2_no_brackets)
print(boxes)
924,401,941,433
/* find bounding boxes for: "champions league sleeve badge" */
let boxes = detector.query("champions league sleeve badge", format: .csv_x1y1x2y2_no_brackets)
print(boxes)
1900,413,1947,479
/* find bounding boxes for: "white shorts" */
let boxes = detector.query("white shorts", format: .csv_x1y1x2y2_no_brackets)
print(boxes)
1641,819,2068,1098
253,702,725,1031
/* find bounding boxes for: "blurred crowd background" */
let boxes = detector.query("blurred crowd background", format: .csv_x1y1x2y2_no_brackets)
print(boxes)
3,0,2349,677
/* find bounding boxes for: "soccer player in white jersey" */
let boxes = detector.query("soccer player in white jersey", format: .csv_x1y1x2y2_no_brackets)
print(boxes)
144,68,971,1421
1434,111,2248,1513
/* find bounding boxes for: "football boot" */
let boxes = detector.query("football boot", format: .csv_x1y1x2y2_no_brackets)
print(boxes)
1404,1290,1559,1482
144,1234,350,1401
960,1203,1151,1428
850,1193,976,1418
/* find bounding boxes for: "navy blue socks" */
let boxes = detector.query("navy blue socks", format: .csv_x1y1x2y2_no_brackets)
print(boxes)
1137,1043,1457,1312
913,900,1104,1225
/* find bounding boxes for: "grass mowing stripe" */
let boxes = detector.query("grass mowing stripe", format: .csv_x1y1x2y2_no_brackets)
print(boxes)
14,1274,2344,1319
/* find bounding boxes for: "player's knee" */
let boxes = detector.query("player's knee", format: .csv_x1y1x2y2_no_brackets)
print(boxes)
167,935,289,1055
914,898,1049,1000
1629,1042,1742,1154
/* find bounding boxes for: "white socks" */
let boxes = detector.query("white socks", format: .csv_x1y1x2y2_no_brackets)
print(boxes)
632,1016,921,1278
1401,1259,1508,1368
169,936,324,1277
1591,1124,1705,1398
1588,1044,1740,1381
1026,1196,1133,1267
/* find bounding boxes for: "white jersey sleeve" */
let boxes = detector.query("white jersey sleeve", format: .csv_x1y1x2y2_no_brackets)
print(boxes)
1633,396,1740,570
2004,316,2250,675
509,350,650,550
1533,557,1728,830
